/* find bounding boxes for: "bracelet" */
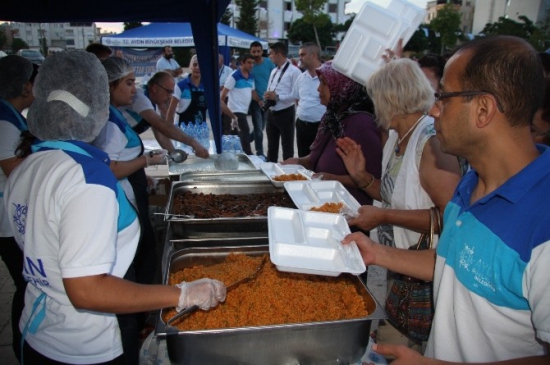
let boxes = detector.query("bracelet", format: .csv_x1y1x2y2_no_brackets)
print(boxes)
144,154,150,167
358,174,375,190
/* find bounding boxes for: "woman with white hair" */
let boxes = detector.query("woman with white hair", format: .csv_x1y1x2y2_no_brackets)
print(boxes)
167,54,208,126
4,50,225,364
335,58,461,347
337,58,461,248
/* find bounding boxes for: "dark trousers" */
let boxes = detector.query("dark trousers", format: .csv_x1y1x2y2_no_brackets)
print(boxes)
266,105,295,162
116,264,139,365
127,168,157,286
22,340,126,365
235,112,252,155
126,167,157,363
248,100,266,155
0,236,26,363
222,114,237,135
296,118,321,157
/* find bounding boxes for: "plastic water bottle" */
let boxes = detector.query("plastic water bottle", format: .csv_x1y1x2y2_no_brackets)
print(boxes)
187,122,196,140
222,135,229,152
232,135,242,153
200,122,210,148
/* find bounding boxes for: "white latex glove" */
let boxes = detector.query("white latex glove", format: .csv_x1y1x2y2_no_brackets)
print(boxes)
145,149,167,166
175,278,226,311
231,117,240,131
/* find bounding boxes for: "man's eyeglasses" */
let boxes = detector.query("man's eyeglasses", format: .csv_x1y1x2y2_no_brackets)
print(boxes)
156,83,174,94
434,91,504,113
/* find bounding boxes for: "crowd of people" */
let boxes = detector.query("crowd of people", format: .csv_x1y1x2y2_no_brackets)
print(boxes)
0,34,549,365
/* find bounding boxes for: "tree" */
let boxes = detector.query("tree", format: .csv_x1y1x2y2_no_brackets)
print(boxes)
481,15,536,38
429,3,461,54
481,15,550,51
235,0,258,36
11,38,29,53
0,29,7,50
295,0,329,49
287,15,334,48
123,22,142,31
404,27,430,55
333,15,354,34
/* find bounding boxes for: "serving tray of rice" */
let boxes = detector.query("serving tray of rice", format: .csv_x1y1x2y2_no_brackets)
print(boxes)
156,245,385,365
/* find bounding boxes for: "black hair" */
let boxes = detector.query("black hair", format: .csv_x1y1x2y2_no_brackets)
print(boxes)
250,41,263,50
85,43,112,58
269,42,287,57
456,35,544,127
417,53,446,81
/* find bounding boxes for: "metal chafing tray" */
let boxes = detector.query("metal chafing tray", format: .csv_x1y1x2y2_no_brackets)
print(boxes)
156,245,385,365
178,170,269,183
166,180,293,239
168,153,257,176
161,228,269,279
170,236,269,251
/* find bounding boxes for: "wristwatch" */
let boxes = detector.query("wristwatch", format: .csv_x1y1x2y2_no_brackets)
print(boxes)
276,94,280,101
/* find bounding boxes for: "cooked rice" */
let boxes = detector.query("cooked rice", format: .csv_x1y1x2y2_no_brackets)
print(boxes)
272,173,308,182
163,253,368,330
310,202,344,213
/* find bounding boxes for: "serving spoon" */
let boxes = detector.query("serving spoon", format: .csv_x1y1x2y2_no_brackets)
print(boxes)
168,149,188,163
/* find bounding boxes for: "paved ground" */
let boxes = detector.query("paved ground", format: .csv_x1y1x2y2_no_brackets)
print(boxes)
0,120,386,364
0,259,17,364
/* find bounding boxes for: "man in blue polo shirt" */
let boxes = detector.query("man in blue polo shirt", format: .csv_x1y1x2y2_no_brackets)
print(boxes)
342,35,550,363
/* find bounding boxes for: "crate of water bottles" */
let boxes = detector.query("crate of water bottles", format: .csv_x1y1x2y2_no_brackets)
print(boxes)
178,118,211,150
221,135,242,153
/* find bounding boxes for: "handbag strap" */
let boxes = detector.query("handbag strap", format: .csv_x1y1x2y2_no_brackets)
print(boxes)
433,206,442,234
427,207,435,249
414,207,435,250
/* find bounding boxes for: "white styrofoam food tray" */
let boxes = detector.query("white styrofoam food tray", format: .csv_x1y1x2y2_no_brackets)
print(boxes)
268,207,366,276
260,162,311,187
332,0,426,85
284,180,361,213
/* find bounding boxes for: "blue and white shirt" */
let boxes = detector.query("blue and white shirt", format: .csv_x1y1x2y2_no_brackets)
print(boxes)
92,105,143,205
0,98,28,237
5,140,140,363
224,68,255,114
426,145,550,362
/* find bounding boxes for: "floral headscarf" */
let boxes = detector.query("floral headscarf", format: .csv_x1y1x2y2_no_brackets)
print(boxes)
310,61,374,150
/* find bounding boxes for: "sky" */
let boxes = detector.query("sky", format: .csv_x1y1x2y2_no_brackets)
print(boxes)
96,22,126,34
95,0,429,34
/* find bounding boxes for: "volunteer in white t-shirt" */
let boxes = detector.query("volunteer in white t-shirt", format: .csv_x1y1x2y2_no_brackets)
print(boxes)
4,50,226,364
156,46,183,79
0,55,37,363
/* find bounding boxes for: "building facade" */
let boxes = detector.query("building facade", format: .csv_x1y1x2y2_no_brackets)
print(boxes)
2,22,99,53
230,0,352,45
472,0,550,35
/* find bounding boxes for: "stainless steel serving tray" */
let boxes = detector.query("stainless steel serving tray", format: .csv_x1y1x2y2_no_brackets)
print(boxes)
161,228,270,279
170,236,269,251
156,245,385,365
166,180,292,239
178,170,269,183
168,153,257,176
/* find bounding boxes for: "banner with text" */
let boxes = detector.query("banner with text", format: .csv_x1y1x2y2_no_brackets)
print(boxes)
114,47,163,78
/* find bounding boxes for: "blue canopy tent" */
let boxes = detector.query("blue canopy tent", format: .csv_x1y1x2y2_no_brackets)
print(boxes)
4,0,232,153
101,22,268,64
